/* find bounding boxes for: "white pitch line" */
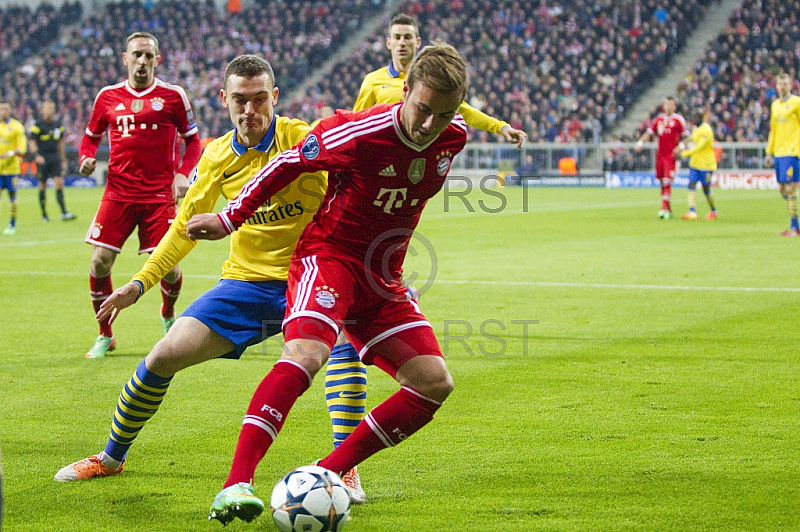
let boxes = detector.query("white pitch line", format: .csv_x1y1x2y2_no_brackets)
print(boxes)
0,238,85,247
433,279,800,293
2,271,798,293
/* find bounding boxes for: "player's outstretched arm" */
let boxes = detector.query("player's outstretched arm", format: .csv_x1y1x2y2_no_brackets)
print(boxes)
186,213,227,240
96,283,141,324
500,125,527,148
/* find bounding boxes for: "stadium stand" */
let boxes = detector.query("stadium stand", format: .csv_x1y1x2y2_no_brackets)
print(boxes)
4,0,385,147
635,0,799,143
290,0,713,143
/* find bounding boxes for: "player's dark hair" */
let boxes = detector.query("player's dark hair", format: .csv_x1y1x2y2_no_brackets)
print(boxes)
693,110,705,125
389,13,419,35
407,42,468,101
224,55,275,90
126,31,159,54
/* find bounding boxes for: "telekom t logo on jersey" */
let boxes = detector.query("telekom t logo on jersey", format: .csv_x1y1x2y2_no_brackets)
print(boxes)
116,114,135,137
116,114,158,138
373,187,420,214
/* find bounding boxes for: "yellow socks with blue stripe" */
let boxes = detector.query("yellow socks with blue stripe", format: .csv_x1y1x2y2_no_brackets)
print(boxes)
9,197,16,227
325,343,366,449
102,359,173,465
702,184,716,212
687,188,697,212
784,193,799,230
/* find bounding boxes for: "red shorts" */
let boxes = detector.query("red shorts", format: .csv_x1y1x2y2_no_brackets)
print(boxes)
655,156,679,180
85,199,176,254
282,254,442,378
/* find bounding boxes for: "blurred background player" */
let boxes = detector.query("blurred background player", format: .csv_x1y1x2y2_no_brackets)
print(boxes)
79,31,201,358
0,100,26,235
55,56,364,495
354,14,526,147
678,110,718,220
635,96,688,219
323,14,527,479
29,99,76,223
764,73,800,237
187,43,468,525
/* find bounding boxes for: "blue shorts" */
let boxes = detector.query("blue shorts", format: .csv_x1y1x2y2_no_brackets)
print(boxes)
0,175,17,194
181,279,288,359
774,156,799,184
688,168,712,187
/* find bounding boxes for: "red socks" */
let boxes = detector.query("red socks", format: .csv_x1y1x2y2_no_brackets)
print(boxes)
318,386,442,475
90,273,113,337
160,272,182,318
661,182,672,211
223,360,312,488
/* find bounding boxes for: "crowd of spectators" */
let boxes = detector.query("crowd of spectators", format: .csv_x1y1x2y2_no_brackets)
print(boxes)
290,0,712,143
635,0,800,143
2,0,384,147
0,2,81,69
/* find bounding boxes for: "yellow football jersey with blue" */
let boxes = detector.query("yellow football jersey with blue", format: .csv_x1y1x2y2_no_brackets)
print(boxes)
353,64,509,134
681,122,717,171
133,115,327,290
767,94,800,158
0,118,26,175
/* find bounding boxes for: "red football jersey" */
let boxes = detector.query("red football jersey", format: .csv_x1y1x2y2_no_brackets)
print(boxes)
647,113,688,159
81,78,198,203
222,102,467,276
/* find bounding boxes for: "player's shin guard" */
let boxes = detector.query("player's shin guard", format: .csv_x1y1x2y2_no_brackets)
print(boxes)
325,343,367,449
160,273,182,318
318,386,443,476
90,272,113,337
104,359,173,462
224,360,312,488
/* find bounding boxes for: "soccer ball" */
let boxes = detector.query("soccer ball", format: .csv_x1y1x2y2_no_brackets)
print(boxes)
270,465,350,532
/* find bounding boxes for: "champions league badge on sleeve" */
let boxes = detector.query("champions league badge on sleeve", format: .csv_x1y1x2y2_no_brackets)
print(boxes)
301,134,320,160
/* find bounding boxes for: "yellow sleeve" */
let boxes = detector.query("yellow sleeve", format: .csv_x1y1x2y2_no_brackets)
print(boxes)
132,151,222,291
766,102,776,155
681,129,711,158
15,122,26,154
457,101,509,134
353,77,376,112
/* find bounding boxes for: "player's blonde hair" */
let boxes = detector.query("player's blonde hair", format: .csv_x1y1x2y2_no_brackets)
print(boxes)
407,42,468,101
776,72,792,83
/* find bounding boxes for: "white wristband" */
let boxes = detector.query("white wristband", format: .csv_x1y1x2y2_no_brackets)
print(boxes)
6,150,14,157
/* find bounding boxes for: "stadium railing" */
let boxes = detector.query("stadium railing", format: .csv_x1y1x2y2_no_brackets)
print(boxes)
450,142,770,178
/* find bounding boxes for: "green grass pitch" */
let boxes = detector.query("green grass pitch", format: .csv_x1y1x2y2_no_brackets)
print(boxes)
1,184,799,531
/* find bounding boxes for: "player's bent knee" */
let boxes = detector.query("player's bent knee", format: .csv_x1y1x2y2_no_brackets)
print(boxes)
282,338,330,376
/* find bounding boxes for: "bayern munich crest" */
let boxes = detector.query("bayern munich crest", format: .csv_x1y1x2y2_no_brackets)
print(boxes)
150,97,165,111
437,156,451,176
314,286,339,309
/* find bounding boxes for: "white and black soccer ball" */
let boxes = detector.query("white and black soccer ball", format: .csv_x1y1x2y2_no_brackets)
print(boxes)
270,465,350,532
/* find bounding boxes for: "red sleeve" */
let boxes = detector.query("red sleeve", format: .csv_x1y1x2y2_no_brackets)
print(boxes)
177,132,202,175
79,133,102,162
219,113,352,233
79,91,108,161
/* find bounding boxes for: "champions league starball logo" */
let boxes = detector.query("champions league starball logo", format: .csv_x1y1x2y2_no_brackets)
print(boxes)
364,228,438,301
